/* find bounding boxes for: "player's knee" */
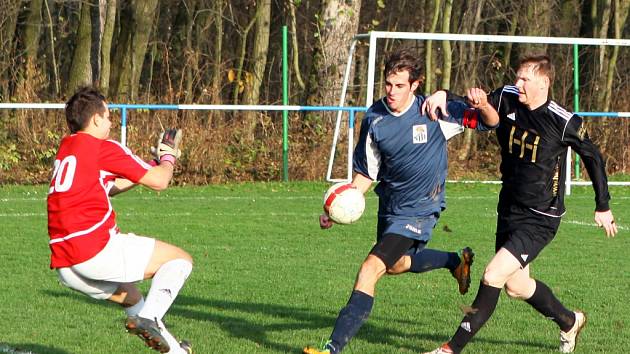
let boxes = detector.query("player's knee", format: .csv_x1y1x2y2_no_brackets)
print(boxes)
503,285,523,299
482,266,507,288
386,257,408,275
358,257,386,280
178,249,193,264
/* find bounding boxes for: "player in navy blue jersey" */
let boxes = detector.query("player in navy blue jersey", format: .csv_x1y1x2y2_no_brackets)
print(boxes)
303,49,499,354
423,54,618,354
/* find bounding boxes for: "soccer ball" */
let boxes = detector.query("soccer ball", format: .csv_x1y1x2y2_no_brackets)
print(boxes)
323,182,365,224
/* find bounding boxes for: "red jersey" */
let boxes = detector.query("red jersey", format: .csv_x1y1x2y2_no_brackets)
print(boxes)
47,133,151,268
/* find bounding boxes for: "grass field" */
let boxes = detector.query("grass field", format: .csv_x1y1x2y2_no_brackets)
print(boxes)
0,182,628,354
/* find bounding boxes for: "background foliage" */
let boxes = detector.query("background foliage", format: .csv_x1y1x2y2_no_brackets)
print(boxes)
0,0,629,183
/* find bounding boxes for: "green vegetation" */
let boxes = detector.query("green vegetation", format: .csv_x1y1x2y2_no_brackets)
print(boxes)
0,182,628,353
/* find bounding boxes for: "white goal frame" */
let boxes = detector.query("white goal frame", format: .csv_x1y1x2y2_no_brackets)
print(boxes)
328,31,630,192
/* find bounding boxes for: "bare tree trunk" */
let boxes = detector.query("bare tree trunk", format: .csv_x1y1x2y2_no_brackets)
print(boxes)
232,15,256,105
67,0,94,95
111,0,158,100
43,0,60,96
602,0,629,111
100,0,116,95
0,0,20,102
211,0,223,105
23,0,43,64
306,0,362,107
523,0,552,53
595,0,613,108
288,0,305,90
242,0,271,142
129,0,158,100
183,2,197,104
457,0,484,161
424,0,441,95
440,0,453,90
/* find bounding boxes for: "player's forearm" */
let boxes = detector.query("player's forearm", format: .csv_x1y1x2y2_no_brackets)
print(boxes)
352,173,373,194
139,163,174,191
109,178,137,196
476,103,500,127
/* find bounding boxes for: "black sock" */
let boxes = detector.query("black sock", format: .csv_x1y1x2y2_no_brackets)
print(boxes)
525,280,575,332
410,249,460,273
448,282,502,354
328,290,374,353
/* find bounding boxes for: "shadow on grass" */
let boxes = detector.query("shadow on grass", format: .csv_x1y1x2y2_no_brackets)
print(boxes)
171,295,553,353
42,290,553,353
0,343,70,354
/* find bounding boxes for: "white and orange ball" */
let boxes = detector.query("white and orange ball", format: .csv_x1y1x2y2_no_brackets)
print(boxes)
323,182,365,224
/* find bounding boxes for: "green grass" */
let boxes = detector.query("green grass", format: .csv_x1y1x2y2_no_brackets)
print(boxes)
0,182,628,354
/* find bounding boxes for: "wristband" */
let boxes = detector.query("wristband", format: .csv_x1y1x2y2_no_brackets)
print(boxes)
160,154,176,165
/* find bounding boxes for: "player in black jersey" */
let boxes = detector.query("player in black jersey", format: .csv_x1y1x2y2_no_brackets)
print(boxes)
422,54,618,354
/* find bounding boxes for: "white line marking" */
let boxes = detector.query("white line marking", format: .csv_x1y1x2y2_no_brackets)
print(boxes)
3,195,628,203
563,219,627,231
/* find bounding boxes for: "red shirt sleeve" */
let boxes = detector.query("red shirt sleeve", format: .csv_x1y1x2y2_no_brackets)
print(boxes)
99,139,151,183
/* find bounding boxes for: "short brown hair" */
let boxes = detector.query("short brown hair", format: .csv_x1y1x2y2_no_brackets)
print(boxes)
65,87,107,133
518,54,555,84
384,49,422,84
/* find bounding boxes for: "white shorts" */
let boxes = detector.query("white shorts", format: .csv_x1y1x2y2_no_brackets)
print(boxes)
56,232,155,300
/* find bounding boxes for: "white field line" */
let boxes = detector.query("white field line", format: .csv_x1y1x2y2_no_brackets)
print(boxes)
2,195,629,202
0,210,626,231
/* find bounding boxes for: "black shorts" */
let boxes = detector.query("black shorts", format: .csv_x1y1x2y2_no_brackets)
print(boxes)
370,233,426,269
495,203,561,267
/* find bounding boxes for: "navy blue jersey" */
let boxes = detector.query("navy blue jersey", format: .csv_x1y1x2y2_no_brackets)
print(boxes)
482,85,610,216
353,95,494,219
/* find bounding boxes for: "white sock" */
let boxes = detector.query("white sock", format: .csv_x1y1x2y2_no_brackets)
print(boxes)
124,297,145,317
157,319,185,354
138,259,192,321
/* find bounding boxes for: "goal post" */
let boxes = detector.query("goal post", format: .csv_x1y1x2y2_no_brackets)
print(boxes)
328,31,630,192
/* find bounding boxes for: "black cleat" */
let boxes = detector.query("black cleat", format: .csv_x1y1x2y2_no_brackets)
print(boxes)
125,316,171,353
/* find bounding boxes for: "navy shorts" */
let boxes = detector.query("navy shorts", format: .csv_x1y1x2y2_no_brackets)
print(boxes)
495,203,561,267
370,215,438,268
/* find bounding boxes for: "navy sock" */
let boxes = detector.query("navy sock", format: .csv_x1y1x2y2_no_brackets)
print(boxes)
525,280,575,332
448,282,502,354
328,290,374,353
410,249,460,273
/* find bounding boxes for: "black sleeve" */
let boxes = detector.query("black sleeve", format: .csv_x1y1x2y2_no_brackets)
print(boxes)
563,115,611,211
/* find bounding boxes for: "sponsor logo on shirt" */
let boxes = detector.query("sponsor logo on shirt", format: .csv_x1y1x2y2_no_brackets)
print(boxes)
412,124,428,144
507,112,516,120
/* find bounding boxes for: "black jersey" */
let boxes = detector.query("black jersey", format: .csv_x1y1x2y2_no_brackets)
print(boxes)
486,85,610,217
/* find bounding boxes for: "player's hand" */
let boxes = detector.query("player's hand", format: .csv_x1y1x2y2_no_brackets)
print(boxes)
466,88,489,109
320,213,334,229
422,90,448,121
154,129,182,164
595,210,617,237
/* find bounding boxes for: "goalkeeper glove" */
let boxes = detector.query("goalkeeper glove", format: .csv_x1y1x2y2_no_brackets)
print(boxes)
151,128,182,165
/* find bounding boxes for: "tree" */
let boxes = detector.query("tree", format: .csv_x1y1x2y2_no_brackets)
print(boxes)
242,0,271,142
306,0,362,107
110,0,159,100
100,0,116,95
67,0,94,95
